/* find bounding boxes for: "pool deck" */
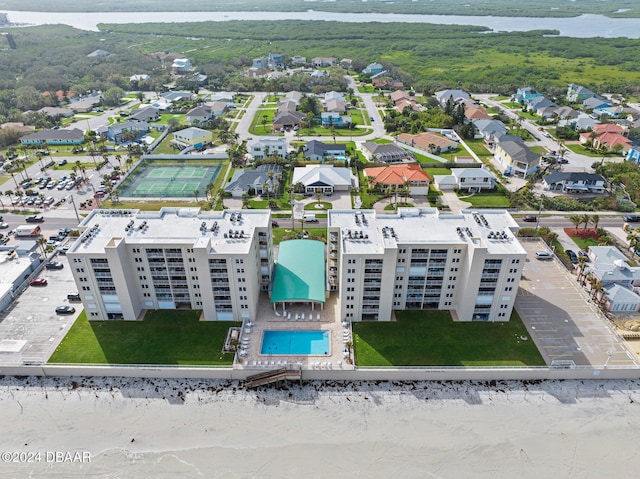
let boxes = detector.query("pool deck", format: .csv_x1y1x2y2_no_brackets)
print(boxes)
235,294,355,371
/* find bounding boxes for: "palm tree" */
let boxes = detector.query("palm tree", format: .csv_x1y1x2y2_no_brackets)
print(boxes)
569,214,582,233
576,255,588,284
36,237,48,257
590,214,600,231
580,213,591,231
5,190,14,207
193,189,200,203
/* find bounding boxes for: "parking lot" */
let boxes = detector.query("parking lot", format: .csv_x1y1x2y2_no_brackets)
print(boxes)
0,253,81,365
516,238,638,368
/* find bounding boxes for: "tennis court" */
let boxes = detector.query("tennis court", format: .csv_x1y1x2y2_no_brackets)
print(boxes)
119,161,223,198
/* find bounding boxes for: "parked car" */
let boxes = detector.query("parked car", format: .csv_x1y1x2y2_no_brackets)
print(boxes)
25,215,44,223
29,278,48,286
535,251,553,260
55,305,76,315
67,293,81,302
0,223,8,229
557,158,569,164
566,249,578,264
94,191,106,198
47,181,57,189
624,215,640,223
45,261,64,270
522,216,537,222
44,196,55,206
57,159,67,166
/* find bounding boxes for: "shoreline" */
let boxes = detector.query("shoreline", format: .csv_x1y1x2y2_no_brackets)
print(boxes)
1,376,639,477
1,11,640,38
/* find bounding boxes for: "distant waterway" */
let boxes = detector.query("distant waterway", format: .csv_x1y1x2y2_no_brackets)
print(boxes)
2,10,640,38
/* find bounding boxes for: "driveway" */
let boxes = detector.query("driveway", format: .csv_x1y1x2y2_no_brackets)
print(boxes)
516,238,637,368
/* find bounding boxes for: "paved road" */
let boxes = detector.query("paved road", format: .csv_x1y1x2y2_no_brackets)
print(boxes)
474,94,599,172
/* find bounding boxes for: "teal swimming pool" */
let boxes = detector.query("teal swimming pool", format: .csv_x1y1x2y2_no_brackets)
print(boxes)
261,330,330,355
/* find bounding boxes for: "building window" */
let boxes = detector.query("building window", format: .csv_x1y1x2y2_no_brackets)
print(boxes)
512,259,520,264
82,286,90,291
235,259,244,264
505,287,513,292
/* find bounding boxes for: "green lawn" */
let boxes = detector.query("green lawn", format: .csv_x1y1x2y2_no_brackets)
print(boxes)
48,310,238,365
354,310,544,366
568,233,601,250
271,226,326,245
458,190,511,207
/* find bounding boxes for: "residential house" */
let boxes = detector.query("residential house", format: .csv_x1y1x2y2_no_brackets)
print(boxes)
465,106,492,121
579,123,632,153
583,95,613,111
224,164,284,197
567,84,595,103
321,111,351,128
172,58,192,74
395,99,422,113
149,98,172,111
186,106,214,126
38,106,73,118
292,165,352,194
129,107,160,123
473,119,508,143
362,63,384,76
552,105,580,121
339,58,353,69
97,121,150,145
584,246,640,313
130,74,150,82
361,142,416,164
396,132,458,154
268,53,284,68
364,164,430,195
434,89,470,108
252,57,268,69
372,77,403,90
247,137,288,160
450,167,495,192
20,128,84,146
626,146,640,163
291,55,307,65
68,94,102,113
433,167,494,192
560,113,600,131
209,92,236,104
272,110,305,131
303,140,347,162
594,105,625,119
494,138,540,177
526,96,556,115
325,98,347,114
324,91,346,103
312,57,336,67
162,91,193,103
0,122,35,134
390,90,411,103
514,87,543,103
542,171,606,194
172,127,212,149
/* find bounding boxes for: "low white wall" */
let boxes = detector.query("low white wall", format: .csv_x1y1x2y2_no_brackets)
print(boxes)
1,365,638,382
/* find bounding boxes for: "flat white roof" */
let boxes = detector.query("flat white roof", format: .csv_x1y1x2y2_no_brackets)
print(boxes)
329,208,526,256
71,208,271,256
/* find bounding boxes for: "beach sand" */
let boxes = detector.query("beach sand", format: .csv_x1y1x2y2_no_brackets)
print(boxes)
0,377,639,478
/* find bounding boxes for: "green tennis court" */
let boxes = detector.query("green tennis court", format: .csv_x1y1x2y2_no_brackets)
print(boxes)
119,161,223,198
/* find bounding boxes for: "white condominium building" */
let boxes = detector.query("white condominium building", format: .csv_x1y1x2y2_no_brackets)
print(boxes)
67,208,273,321
328,208,526,322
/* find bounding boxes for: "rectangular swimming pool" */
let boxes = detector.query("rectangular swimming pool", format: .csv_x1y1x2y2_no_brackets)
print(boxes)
261,330,330,356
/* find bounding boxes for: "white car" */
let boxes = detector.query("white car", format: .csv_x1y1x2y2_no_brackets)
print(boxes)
535,251,553,260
